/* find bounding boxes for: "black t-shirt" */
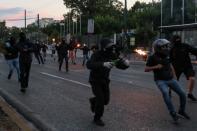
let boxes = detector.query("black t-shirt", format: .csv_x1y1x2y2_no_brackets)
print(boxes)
146,53,173,81
82,46,89,55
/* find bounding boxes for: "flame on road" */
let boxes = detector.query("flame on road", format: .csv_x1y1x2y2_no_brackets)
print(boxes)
135,49,147,56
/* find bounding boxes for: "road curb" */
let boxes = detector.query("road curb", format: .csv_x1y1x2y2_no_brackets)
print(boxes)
0,88,58,131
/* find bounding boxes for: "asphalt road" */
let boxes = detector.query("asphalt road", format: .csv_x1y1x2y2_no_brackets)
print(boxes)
0,54,197,131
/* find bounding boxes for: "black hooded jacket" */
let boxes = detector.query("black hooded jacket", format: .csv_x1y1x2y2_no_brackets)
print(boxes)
4,42,18,60
17,39,34,63
58,43,70,57
170,43,197,69
86,50,117,83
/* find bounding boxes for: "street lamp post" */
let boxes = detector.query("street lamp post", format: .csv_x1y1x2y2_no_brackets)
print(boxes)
64,18,66,37
76,18,78,35
60,22,64,40
122,0,129,55
69,10,71,34
160,0,163,36
80,13,81,35
124,0,127,32
182,0,185,41
171,0,174,18
182,0,185,25
195,0,197,23
66,13,69,34
72,20,75,35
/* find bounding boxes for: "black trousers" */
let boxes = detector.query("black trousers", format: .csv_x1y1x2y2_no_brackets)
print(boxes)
90,81,110,120
59,56,68,71
34,53,44,64
19,62,31,88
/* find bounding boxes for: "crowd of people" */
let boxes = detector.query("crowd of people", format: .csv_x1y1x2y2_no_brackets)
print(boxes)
0,33,97,92
0,33,197,127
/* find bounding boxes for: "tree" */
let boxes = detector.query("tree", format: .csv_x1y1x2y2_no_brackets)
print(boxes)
94,15,122,36
128,1,160,46
63,0,122,17
0,21,8,41
41,23,60,42
62,0,123,34
162,0,195,25
9,27,21,39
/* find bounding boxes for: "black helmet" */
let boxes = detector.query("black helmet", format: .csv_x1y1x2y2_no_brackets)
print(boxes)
100,38,115,50
152,39,170,53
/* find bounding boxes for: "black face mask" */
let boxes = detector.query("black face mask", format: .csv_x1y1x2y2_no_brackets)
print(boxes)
105,45,119,59
160,49,169,57
106,45,116,53
158,45,169,57
174,39,181,45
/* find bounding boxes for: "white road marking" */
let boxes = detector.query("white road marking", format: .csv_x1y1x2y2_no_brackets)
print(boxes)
40,64,85,72
40,72,91,88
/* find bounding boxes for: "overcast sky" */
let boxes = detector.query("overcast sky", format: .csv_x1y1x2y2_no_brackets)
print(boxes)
0,0,153,27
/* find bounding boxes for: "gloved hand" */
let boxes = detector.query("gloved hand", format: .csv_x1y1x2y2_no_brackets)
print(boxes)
103,62,113,69
115,59,130,70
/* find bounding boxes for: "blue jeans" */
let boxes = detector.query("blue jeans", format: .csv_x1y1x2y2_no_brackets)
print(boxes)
7,58,20,80
155,79,186,113
83,54,89,65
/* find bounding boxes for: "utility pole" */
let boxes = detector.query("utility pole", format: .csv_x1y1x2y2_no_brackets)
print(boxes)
37,14,40,29
24,10,26,29
37,14,40,41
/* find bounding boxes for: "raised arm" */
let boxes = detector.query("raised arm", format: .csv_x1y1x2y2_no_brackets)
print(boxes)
144,64,163,72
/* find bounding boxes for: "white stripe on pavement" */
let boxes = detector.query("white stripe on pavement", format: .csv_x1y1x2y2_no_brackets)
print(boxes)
40,72,91,88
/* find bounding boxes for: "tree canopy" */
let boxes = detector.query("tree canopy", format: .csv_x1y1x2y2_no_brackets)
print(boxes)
63,0,123,16
162,0,195,25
